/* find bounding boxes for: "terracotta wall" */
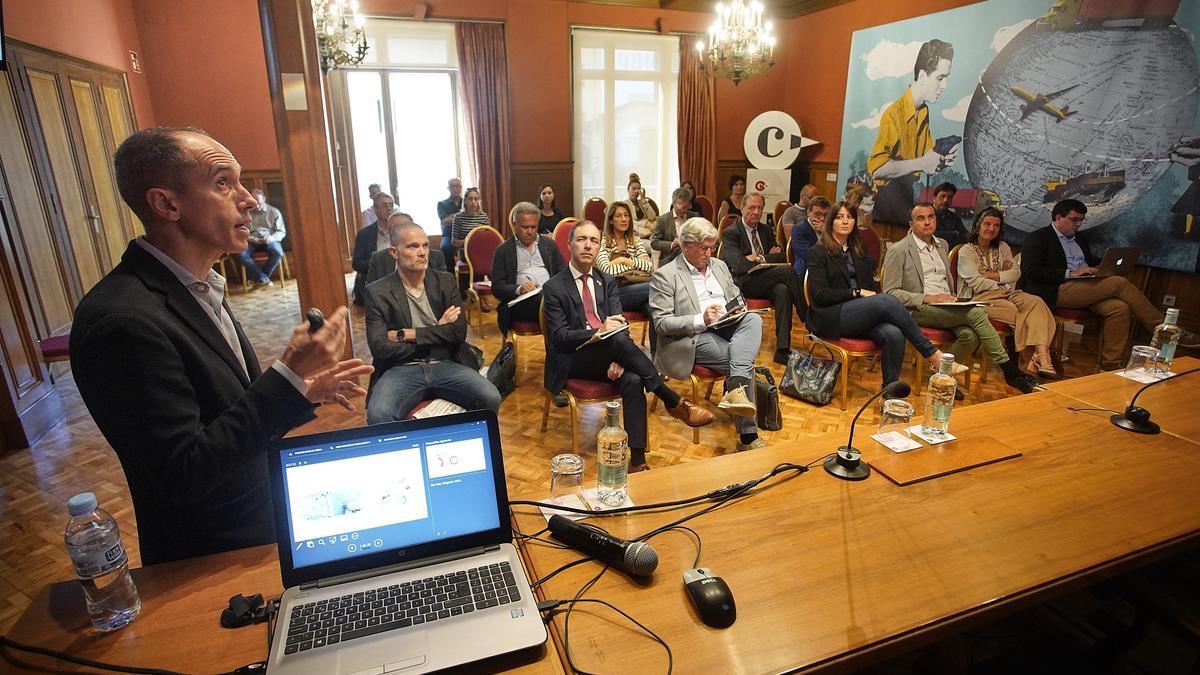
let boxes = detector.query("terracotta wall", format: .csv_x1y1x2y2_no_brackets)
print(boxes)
2,0,156,128
131,0,280,170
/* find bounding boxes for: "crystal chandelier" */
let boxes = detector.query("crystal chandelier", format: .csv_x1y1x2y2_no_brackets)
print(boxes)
695,1,776,85
312,0,368,71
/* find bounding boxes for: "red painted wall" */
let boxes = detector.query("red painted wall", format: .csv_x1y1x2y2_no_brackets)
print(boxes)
2,0,156,128
130,0,280,170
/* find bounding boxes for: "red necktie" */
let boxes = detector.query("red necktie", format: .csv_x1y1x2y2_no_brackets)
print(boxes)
579,273,602,329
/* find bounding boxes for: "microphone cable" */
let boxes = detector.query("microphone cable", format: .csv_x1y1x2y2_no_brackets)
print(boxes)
0,634,187,675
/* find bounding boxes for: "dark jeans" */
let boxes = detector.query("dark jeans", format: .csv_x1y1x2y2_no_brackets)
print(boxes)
738,265,804,351
568,332,664,462
236,241,283,283
833,293,936,385
440,221,456,275
367,360,501,424
618,282,651,316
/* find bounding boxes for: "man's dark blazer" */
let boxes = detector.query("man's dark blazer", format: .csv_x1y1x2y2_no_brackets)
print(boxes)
719,218,787,281
490,236,566,335
1018,225,1099,312
650,210,698,265
541,266,621,394
790,218,820,280
352,223,381,303
365,248,445,287
805,244,879,339
70,242,315,566
363,268,478,392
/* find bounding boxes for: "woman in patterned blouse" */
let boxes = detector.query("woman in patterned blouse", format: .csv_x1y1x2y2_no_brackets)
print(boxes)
597,201,654,315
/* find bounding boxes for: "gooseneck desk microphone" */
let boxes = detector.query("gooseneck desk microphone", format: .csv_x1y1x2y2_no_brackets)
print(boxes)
1110,367,1200,435
825,380,912,481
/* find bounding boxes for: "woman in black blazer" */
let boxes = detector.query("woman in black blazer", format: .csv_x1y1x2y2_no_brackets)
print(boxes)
805,202,946,387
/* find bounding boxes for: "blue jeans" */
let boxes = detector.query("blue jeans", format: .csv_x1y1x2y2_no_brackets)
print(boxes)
367,360,502,424
236,241,283,283
834,294,936,385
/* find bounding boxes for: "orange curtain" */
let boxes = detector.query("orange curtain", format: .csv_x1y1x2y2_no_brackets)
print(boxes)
678,42,717,209
455,22,513,236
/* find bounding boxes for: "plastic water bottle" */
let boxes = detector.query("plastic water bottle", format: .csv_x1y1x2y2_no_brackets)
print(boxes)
595,401,629,507
1150,308,1181,375
64,492,141,631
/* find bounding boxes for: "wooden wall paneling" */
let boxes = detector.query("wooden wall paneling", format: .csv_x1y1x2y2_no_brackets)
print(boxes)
67,76,128,267
715,159,750,210
99,82,142,238
23,67,106,292
511,161,574,219
0,72,74,337
324,70,359,272
802,160,839,203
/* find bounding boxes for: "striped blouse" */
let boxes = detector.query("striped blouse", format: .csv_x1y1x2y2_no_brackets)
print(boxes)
452,212,491,243
596,235,653,275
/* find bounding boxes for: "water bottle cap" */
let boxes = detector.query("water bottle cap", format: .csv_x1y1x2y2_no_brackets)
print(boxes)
1165,308,1179,323
67,492,98,516
940,353,955,363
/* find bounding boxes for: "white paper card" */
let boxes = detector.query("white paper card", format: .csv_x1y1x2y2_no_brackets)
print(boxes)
908,425,957,445
1115,369,1177,384
872,431,922,453
538,488,634,523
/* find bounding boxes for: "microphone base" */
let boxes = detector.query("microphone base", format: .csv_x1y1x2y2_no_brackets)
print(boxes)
825,448,870,481
1110,414,1160,434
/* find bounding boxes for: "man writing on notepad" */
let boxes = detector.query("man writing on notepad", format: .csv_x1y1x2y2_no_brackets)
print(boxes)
491,201,565,339
543,220,713,472
719,192,804,365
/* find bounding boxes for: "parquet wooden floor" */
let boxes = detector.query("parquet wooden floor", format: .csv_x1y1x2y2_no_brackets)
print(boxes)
0,274,1111,634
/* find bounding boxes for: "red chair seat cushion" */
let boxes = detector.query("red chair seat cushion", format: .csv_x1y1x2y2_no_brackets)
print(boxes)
989,319,1010,333
456,260,469,272
624,310,649,321
919,326,955,343
746,298,772,311
563,378,620,399
511,320,540,334
1055,308,1093,321
404,400,434,420
39,335,70,359
692,364,724,379
472,283,493,295
828,336,878,352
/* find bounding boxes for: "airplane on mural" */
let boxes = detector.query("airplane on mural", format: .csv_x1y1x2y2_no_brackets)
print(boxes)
1011,84,1079,122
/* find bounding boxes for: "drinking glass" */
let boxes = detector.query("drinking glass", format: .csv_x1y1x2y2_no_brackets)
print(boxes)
549,453,590,510
878,399,915,438
1124,346,1160,378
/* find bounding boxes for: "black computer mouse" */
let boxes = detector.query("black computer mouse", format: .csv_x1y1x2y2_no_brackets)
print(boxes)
683,568,736,628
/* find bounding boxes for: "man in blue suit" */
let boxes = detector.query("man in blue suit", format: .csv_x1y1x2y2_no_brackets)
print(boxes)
790,196,830,283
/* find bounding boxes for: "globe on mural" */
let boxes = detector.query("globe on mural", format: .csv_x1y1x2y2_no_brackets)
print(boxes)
962,15,1199,235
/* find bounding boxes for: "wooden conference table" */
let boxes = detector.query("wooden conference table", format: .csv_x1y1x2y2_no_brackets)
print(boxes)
513,364,1200,673
1,544,564,674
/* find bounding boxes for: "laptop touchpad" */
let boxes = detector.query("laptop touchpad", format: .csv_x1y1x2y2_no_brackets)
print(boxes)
343,632,427,675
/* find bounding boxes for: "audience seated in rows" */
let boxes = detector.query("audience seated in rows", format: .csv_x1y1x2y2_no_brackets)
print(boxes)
364,221,500,423
360,183,395,229
597,201,655,316
651,187,699,267
352,192,397,305
679,181,703,215
932,182,968,248
882,202,1038,395
451,187,491,258
956,207,1057,377
543,220,713,472
626,173,657,240
236,188,286,289
491,201,566,337
536,184,565,235
650,218,765,453
719,192,805,365
437,177,463,273
716,174,746,226
789,196,830,283
806,202,956,389
1019,199,1175,370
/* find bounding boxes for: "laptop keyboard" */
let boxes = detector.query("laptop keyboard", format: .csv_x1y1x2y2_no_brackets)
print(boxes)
283,561,522,655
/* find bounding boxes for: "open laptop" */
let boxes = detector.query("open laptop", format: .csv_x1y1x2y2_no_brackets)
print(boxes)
266,410,546,674
1081,247,1140,278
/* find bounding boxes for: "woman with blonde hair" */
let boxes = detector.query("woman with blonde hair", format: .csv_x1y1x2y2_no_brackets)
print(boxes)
626,172,657,240
597,200,654,314
957,207,1058,377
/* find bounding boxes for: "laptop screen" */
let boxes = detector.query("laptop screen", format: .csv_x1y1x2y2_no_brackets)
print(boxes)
278,417,501,571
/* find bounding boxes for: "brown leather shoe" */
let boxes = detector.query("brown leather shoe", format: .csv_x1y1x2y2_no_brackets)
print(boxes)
629,462,651,473
666,399,714,427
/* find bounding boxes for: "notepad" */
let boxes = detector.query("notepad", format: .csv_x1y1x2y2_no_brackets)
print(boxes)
576,322,630,350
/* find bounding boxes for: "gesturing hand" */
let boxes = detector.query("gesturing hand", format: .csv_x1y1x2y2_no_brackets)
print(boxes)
305,359,374,410
280,306,351,379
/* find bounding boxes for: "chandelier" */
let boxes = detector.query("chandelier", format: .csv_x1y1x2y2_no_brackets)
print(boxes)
312,0,368,71
696,1,776,85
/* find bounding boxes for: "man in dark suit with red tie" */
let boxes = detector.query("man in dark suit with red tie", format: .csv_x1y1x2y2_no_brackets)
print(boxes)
71,127,372,565
542,220,712,471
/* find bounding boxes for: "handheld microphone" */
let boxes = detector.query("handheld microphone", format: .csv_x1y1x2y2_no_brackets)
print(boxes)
826,380,911,481
547,515,659,576
305,308,326,334
1110,366,1200,434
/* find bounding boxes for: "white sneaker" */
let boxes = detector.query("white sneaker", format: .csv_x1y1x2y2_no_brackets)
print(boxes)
717,385,756,416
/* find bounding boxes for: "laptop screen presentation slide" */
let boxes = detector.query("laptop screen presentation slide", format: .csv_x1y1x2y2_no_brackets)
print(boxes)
271,414,508,585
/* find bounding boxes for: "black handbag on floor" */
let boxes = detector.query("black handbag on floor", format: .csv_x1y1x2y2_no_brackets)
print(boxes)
486,341,517,399
753,367,783,431
779,339,841,406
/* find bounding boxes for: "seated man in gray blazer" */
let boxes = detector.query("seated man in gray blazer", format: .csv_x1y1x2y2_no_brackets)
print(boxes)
650,217,766,452
364,212,445,286
364,221,501,422
881,202,1037,396
650,187,699,266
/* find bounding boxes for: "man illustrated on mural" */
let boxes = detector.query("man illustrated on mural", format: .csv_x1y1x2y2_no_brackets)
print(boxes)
868,38,959,227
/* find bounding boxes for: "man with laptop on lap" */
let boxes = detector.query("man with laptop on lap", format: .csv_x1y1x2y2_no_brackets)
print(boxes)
1020,199,1197,370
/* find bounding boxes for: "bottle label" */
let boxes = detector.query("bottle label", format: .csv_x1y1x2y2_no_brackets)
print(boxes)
73,541,127,579
931,403,952,423
1159,342,1177,363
